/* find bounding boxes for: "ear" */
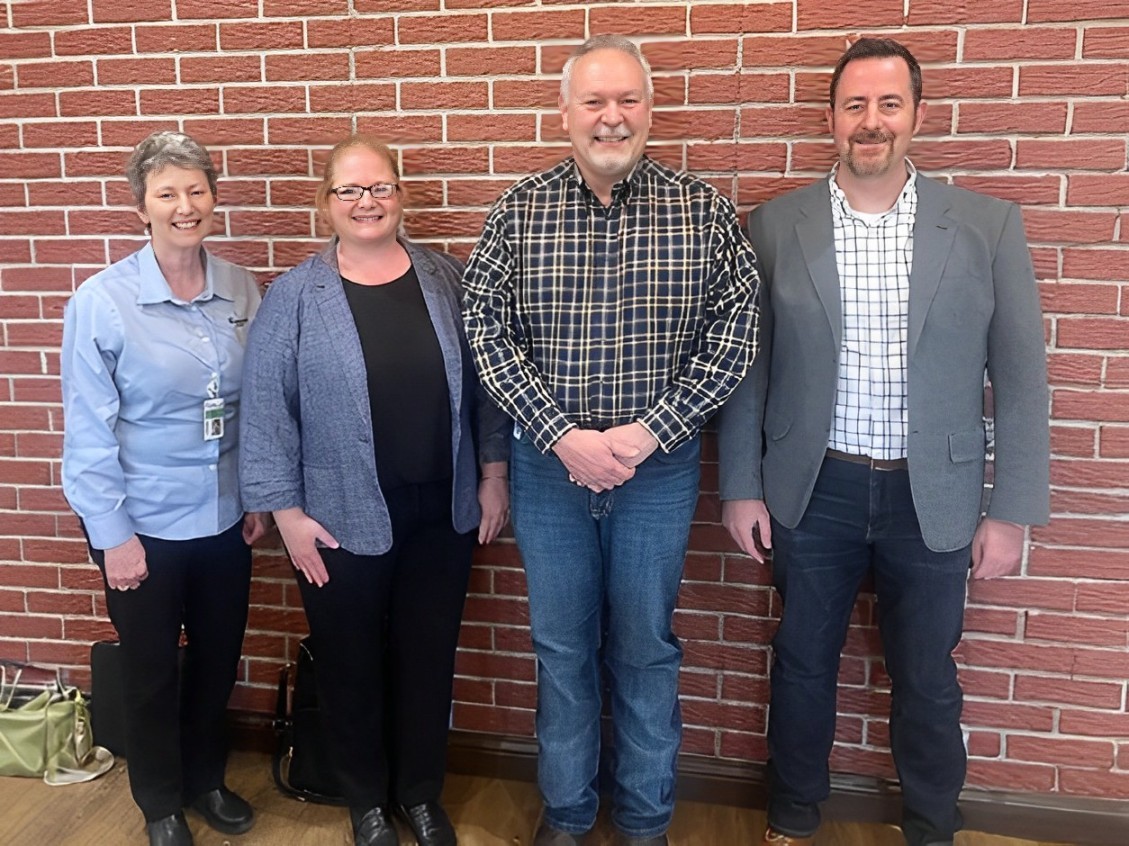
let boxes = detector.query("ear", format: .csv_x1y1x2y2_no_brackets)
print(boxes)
559,94,569,132
912,100,928,135
825,103,835,136
136,205,149,227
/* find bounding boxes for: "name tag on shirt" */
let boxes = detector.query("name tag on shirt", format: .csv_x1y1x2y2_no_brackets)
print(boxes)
203,398,225,440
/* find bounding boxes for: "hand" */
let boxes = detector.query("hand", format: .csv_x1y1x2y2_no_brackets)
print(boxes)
274,507,339,587
551,428,635,492
604,422,659,470
103,535,148,591
721,498,773,563
477,476,510,544
970,517,1026,580
242,511,272,546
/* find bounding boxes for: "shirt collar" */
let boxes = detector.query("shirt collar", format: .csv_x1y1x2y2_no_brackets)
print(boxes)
135,242,227,305
567,156,649,208
829,159,918,220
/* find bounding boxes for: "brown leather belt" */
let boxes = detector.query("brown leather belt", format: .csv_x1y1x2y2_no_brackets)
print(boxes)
826,448,908,471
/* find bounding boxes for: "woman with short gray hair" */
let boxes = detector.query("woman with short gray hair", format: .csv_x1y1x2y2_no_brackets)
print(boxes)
61,130,267,846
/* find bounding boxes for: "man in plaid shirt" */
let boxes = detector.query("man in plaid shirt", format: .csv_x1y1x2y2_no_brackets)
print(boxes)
463,34,759,846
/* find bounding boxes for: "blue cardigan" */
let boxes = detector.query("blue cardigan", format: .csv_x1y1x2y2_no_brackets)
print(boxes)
239,238,509,555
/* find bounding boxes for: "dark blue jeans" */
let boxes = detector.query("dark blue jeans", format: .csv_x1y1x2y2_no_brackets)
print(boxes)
511,431,701,838
766,456,970,846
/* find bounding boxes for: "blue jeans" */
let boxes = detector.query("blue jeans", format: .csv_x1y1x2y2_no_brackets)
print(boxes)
511,431,701,838
766,456,970,846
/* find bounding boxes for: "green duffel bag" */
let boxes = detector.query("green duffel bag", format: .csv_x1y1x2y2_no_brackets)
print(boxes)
0,661,113,785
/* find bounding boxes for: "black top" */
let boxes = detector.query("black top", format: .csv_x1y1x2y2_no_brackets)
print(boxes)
342,264,453,491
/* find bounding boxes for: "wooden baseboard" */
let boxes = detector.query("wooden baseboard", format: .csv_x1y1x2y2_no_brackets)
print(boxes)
235,712,1126,846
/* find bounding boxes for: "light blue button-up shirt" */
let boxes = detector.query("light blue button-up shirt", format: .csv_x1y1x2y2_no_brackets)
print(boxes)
61,243,261,550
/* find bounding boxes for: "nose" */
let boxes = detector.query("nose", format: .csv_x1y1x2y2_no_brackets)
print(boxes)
602,101,623,126
176,192,192,214
862,102,882,128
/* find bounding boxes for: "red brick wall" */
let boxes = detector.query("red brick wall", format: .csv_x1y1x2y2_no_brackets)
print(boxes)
2,0,1128,801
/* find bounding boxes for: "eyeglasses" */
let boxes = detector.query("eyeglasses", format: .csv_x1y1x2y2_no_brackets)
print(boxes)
329,183,400,202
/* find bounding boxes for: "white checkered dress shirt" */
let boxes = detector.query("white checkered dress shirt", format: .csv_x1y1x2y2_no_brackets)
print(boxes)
828,163,918,460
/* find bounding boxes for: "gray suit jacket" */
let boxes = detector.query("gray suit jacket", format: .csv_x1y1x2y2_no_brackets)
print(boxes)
717,174,1050,552
240,238,509,556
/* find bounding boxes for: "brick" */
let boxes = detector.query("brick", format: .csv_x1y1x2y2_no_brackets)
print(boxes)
797,0,904,29
0,211,66,236
738,176,821,207
910,139,1014,171
1016,139,1127,171
447,113,536,143
262,0,348,13
690,71,789,106
228,210,312,238
0,92,55,120
17,61,95,90
956,175,1062,206
646,39,739,72
180,56,262,84
181,119,265,147
1109,360,1129,388
398,13,487,44
447,47,537,77
1061,768,1129,799
688,141,787,174
1029,0,1129,22
738,105,827,139
135,23,218,53
355,115,444,144
307,17,394,49
1100,427,1129,458
1011,735,1115,768
11,0,89,27
95,58,177,87
957,102,1068,135
0,32,53,60
222,85,307,115
966,759,1056,792
264,52,350,83
492,10,585,42
1047,352,1105,386
1019,65,1129,97
1015,675,1123,710
355,49,442,80
691,2,791,34
1023,210,1117,245
59,89,137,118
354,0,437,9
1066,174,1129,207
1027,611,1128,647
53,26,133,57
453,702,534,736
23,121,100,150
1083,26,1129,59
742,35,850,68
1062,249,1129,281
1060,708,1129,737
1071,101,1129,134
219,22,303,51
588,4,685,36
963,26,1078,60
267,116,352,146
92,0,171,23
910,0,1024,23
140,88,221,116
402,82,489,111
175,0,259,19
0,152,61,179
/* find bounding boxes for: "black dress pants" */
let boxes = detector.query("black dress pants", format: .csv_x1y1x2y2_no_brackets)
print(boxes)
296,479,476,813
92,520,252,821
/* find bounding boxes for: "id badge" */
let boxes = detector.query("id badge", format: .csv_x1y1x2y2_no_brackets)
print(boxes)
203,398,225,440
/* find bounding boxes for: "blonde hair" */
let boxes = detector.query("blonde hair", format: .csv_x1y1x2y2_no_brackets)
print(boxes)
314,134,401,221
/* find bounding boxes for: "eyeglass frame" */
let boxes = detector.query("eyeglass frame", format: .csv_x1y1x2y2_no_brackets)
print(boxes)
329,182,400,202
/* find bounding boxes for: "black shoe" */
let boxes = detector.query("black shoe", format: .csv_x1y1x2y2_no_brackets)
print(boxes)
351,806,400,846
396,801,456,846
533,821,588,846
146,812,193,846
189,786,254,835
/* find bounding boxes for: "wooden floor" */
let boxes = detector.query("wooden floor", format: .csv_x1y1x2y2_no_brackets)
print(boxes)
0,749,1075,846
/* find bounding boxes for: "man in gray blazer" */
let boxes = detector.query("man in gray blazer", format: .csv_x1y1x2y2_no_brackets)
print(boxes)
717,38,1049,846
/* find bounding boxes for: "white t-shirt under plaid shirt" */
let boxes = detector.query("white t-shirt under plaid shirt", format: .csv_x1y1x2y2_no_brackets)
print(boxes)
828,163,918,460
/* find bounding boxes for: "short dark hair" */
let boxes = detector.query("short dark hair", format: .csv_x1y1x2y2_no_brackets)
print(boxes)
829,38,922,108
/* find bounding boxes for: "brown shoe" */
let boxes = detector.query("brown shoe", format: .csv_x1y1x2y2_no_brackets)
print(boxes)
762,826,814,845
533,821,588,846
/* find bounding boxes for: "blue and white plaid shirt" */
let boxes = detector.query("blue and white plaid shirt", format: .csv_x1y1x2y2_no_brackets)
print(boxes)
462,156,759,454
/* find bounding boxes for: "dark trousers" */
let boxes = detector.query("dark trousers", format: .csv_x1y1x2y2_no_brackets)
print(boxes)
765,457,971,846
92,521,251,822
296,479,476,813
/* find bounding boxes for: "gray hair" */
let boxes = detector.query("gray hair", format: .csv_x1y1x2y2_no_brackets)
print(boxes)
560,35,654,103
126,131,218,208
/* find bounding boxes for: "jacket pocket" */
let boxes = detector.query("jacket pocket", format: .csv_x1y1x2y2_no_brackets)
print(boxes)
948,428,985,463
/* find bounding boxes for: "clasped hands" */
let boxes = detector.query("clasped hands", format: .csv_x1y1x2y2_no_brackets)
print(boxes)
552,422,659,493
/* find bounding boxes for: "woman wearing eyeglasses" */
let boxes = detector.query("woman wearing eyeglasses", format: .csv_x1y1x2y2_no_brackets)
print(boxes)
240,134,509,846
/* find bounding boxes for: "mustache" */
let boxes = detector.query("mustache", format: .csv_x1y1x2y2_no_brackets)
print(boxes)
595,128,631,140
851,130,893,144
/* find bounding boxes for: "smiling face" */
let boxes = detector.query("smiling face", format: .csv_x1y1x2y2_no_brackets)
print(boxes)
137,166,216,252
323,146,402,250
827,56,926,184
559,47,652,198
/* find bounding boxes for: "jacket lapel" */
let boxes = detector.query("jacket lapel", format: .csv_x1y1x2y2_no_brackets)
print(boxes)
406,242,464,422
908,176,958,357
311,241,373,429
795,180,843,349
